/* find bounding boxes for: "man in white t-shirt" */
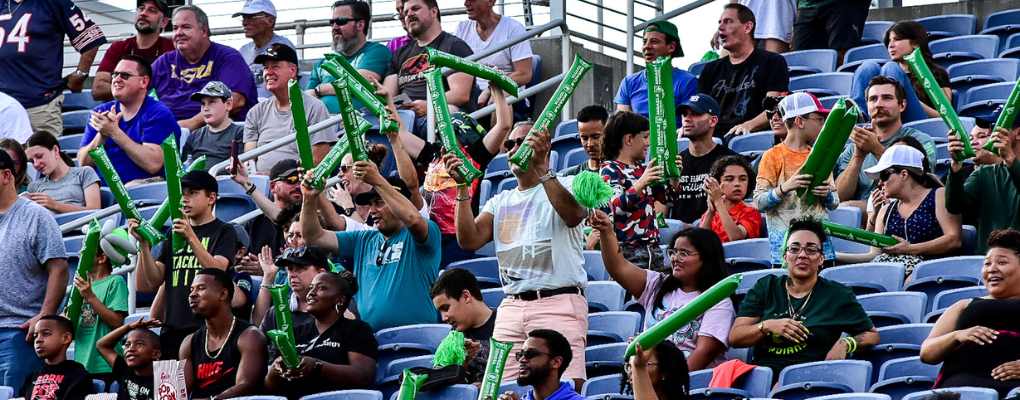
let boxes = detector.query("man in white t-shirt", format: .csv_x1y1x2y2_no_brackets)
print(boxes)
0,91,33,143
445,127,589,388
455,0,533,108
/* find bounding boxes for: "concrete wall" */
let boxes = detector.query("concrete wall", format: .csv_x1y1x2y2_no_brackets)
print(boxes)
529,37,630,124
869,0,1020,30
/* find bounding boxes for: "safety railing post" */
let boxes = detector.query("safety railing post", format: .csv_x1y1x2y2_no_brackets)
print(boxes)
626,0,635,76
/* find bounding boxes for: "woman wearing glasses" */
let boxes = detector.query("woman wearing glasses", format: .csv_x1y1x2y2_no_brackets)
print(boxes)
837,139,961,278
620,341,690,400
590,209,733,371
729,218,879,380
265,271,377,400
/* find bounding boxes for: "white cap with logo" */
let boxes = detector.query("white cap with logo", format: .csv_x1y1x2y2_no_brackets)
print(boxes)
233,0,277,17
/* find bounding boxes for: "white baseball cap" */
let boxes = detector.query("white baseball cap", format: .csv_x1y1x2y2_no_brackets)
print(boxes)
778,92,830,122
864,145,943,187
233,0,277,17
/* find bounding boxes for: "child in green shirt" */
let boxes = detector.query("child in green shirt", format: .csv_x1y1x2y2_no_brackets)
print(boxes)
71,232,130,384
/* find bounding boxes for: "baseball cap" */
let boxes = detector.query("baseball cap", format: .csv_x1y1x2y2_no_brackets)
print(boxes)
138,0,171,17
232,0,277,18
232,223,250,250
762,93,790,112
778,92,830,122
270,159,301,181
0,150,14,174
180,170,219,193
863,145,943,188
354,176,413,206
275,246,331,271
254,43,299,66
974,105,1018,129
189,81,232,102
451,112,486,146
676,94,720,117
644,21,684,57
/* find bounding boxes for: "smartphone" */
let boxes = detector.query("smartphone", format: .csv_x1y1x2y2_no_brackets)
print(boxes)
231,139,242,174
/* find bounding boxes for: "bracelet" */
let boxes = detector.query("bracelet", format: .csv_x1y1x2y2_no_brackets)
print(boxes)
260,284,273,288
840,337,858,354
245,182,257,195
313,86,322,98
455,196,470,201
776,186,786,196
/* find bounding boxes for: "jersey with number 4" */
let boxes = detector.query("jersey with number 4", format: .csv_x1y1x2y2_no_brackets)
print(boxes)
0,0,106,108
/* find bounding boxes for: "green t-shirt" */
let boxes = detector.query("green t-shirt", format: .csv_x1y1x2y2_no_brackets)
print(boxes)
308,42,392,115
737,275,873,376
74,275,129,374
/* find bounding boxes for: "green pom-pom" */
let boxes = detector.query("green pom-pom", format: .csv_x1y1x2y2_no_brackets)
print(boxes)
572,171,614,209
432,330,466,367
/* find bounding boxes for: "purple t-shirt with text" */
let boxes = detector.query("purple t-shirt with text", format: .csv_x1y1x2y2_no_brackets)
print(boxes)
151,42,258,120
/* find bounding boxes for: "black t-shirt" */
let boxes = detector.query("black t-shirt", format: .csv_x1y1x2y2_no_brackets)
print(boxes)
386,31,479,112
462,309,497,384
158,219,237,331
189,319,254,399
698,49,790,137
19,360,93,400
261,309,316,364
112,357,153,400
232,271,254,322
275,318,379,400
245,214,286,259
670,144,740,223
462,308,497,342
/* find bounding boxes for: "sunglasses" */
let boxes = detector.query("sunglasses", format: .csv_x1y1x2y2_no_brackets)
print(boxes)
330,17,361,27
515,349,552,362
766,109,779,120
504,137,525,152
274,174,301,185
111,71,141,80
879,168,901,182
340,164,354,174
277,245,310,263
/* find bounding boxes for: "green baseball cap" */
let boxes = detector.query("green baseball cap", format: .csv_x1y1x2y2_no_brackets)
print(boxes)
645,21,684,57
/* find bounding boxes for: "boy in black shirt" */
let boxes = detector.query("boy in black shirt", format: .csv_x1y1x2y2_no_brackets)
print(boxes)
429,267,496,384
20,316,93,400
130,170,238,359
97,319,162,400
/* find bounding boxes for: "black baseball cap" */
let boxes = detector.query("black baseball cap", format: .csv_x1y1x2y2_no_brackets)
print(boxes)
0,150,14,174
180,170,218,193
354,176,412,206
275,246,330,271
974,105,1018,129
138,0,171,17
677,94,721,117
270,159,300,181
254,44,299,67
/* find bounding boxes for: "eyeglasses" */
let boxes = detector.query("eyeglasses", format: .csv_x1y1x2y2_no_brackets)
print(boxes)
786,245,821,255
330,17,361,27
111,71,141,80
666,249,698,259
274,174,301,185
623,361,659,374
515,349,552,362
879,168,901,182
504,137,525,152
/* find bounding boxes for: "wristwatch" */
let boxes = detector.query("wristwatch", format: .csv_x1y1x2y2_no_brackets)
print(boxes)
539,169,556,184
313,85,322,98
312,358,323,375
343,207,357,217
72,69,89,79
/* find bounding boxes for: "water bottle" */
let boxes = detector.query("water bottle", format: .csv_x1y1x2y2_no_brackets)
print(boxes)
183,154,193,170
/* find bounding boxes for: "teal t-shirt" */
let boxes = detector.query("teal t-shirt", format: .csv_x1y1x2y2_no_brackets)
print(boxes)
74,274,129,374
308,42,392,114
335,221,441,331
737,275,873,376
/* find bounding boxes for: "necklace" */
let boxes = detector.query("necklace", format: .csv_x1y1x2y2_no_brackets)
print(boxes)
5,0,25,17
786,278,813,320
204,317,237,360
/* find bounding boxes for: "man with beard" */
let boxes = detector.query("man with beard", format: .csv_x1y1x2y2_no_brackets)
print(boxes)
235,0,295,100
231,160,304,276
306,0,391,115
497,329,586,400
94,0,175,102
384,0,478,136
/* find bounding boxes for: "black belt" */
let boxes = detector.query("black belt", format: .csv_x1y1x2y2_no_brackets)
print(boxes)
510,286,583,301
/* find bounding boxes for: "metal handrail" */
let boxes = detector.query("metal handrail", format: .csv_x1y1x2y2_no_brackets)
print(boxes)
207,113,344,175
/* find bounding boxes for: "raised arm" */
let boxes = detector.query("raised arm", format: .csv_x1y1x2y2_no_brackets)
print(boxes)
481,85,512,155
128,219,165,293
588,210,648,296
97,318,162,368
444,154,494,252
300,173,340,252
355,160,430,241
530,128,587,227
230,164,282,220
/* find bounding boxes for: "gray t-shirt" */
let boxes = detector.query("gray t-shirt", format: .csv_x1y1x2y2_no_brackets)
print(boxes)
0,197,66,328
835,126,938,201
243,92,335,172
239,35,296,100
183,123,245,172
26,167,100,208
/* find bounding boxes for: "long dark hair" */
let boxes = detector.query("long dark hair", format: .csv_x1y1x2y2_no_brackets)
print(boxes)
884,20,939,66
654,228,729,311
26,132,75,168
619,341,690,400
0,139,27,188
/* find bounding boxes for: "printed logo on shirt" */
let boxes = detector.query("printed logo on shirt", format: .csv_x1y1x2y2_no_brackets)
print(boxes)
172,237,212,288
309,337,344,350
170,61,215,84
494,202,556,283
126,380,151,400
709,65,760,120
650,306,701,347
29,374,65,400
80,303,98,329
397,54,431,89
378,241,405,265
197,362,235,388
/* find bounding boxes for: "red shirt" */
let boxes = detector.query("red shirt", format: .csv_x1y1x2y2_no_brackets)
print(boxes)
98,36,175,73
706,201,762,243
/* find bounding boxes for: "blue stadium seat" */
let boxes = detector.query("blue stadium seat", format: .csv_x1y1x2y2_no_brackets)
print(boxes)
862,21,894,45
216,193,256,222
916,14,977,41
446,257,501,289
374,324,450,383
923,286,988,323
560,147,589,172
855,324,935,383
810,395,892,400
100,187,115,208
783,49,838,77
678,137,723,153
580,373,625,398
551,133,581,166
838,44,892,73
65,235,85,255
62,110,92,135
869,356,941,400
723,238,770,259
585,342,627,378
789,73,854,97
0,385,13,400
947,59,1020,96
857,292,928,327
980,9,1020,53
735,269,787,296
659,219,683,246
93,379,105,394
587,281,626,312
829,206,863,229
960,224,978,256
729,131,775,154
59,133,85,154
584,250,610,281
1010,387,1020,399
476,240,495,257
62,90,102,112
496,177,519,195
298,71,311,91
375,355,433,399
483,153,512,185
934,143,950,176
478,179,493,210
929,35,999,70
587,311,641,346
388,384,477,400
769,360,873,400
819,95,842,110
904,256,984,311
480,287,505,309
688,60,712,78
902,117,976,144
126,182,169,204
901,388,998,400
819,263,906,295
725,257,772,275
1000,32,1020,59
217,175,270,197
690,366,773,399
555,119,578,138
959,82,1014,117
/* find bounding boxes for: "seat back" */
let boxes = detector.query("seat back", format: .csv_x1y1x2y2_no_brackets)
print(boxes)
784,49,838,75
555,119,578,138
446,257,501,288
588,311,642,344
587,281,627,312
736,269,786,295
581,374,624,397
561,147,589,172
480,287,505,309
876,324,935,348
809,394,892,400
844,43,892,65
947,58,1020,82
878,356,941,381
775,360,872,393
862,21,894,44
375,324,451,351
929,35,999,60
820,263,906,293
963,81,1016,104
910,256,984,282
217,194,257,223
393,384,477,400
723,238,770,259
931,286,989,311
789,73,854,97
688,60,712,77
385,355,434,376
857,292,928,325
728,131,776,154
901,388,998,400
916,14,978,39
584,250,610,281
